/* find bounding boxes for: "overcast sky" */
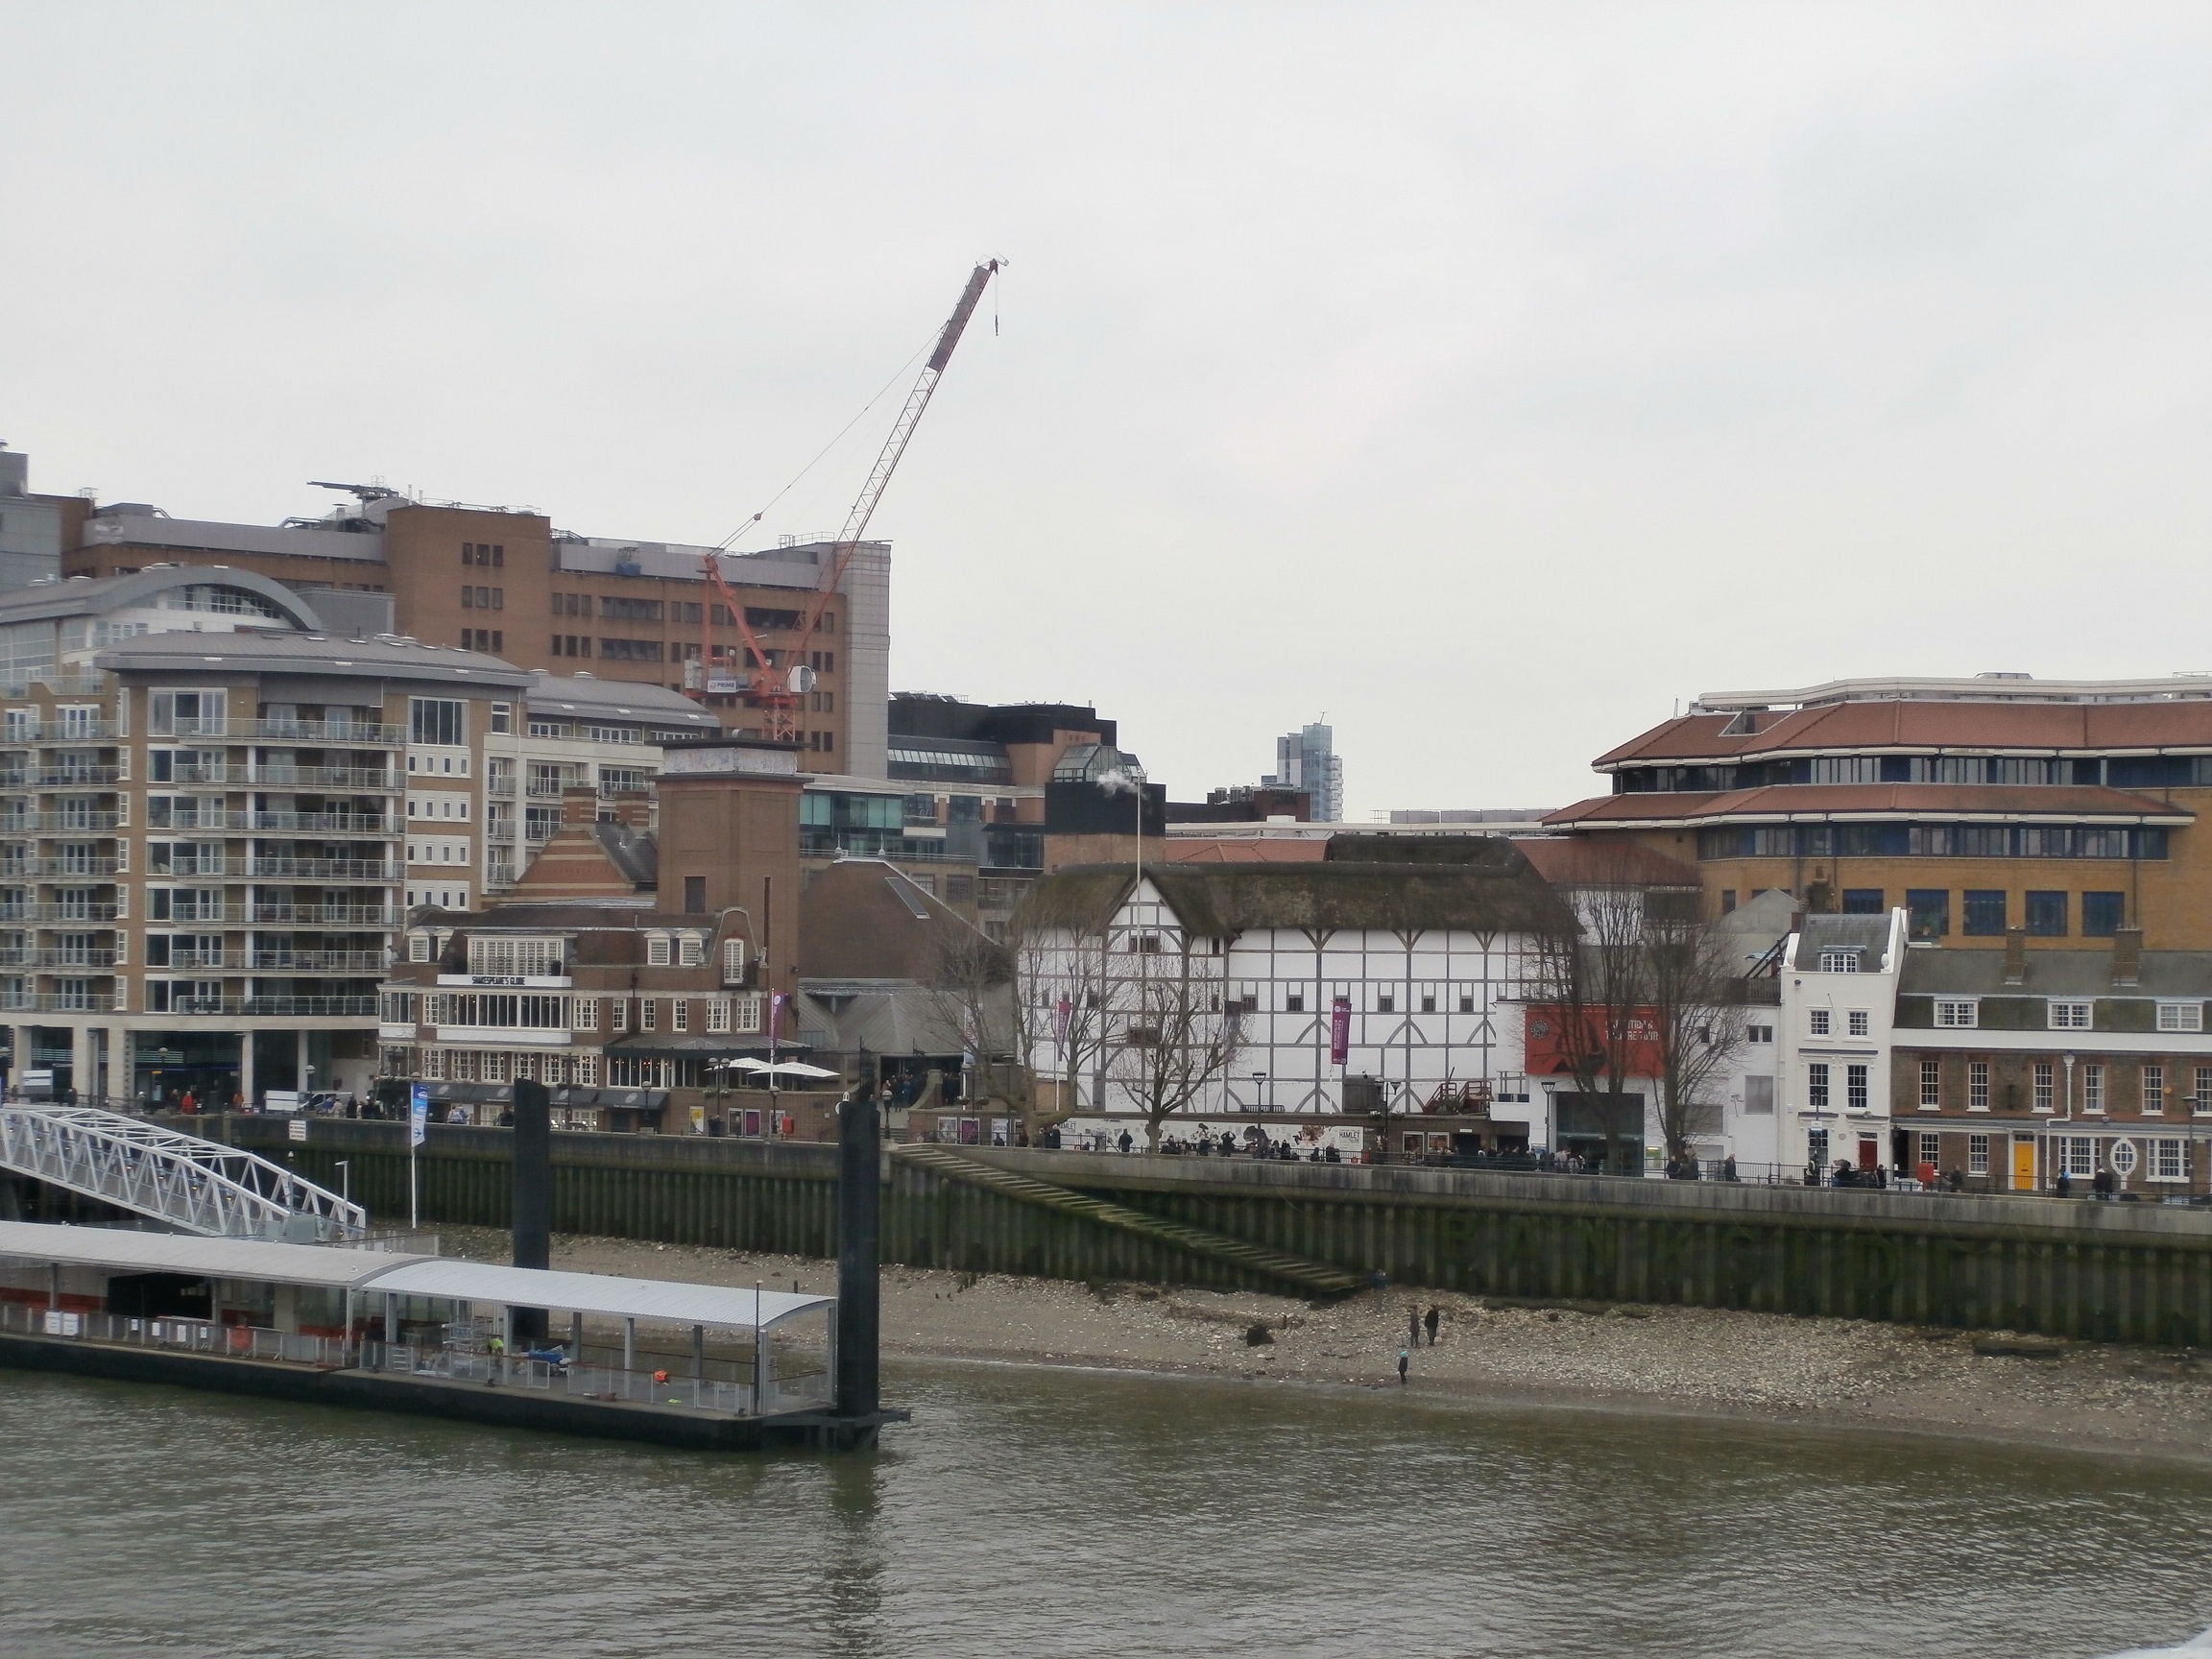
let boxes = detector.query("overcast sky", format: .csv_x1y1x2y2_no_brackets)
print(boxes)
7,4,2211,814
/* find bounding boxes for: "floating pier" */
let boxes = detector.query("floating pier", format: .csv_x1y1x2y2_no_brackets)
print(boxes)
0,1220,904,1450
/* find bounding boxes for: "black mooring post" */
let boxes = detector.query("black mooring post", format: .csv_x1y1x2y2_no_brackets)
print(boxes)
512,1076,551,1342
835,1082,880,1423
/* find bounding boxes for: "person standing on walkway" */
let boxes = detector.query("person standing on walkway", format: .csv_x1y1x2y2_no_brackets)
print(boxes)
1397,1348,1409,1386
1424,1305,1440,1346
1408,1305,1422,1348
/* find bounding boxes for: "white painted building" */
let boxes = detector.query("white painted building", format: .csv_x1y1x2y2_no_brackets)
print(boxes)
1776,908,1910,1179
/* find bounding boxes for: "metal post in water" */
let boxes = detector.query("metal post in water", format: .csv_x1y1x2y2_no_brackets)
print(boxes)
623,1315,635,1372
511,1077,551,1342
834,1078,881,1424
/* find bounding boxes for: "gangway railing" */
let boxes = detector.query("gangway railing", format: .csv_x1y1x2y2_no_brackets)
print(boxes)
0,1103,367,1239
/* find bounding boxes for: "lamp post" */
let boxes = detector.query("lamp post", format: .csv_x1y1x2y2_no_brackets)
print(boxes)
2058,1051,2077,1196
334,1159,350,1207
1541,1080,1556,1164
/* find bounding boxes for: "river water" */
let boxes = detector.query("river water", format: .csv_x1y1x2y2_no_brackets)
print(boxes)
3,1359,2210,1659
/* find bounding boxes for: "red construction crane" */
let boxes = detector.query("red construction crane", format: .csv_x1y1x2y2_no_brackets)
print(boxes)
698,259,1002,745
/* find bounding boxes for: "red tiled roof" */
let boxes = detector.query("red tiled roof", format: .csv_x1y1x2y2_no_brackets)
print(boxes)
1509,837,1699,887
1543,783,2196,828
1594,700,2212,767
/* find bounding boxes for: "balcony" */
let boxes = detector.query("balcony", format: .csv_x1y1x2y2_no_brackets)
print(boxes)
252,813,398,835
31,767,122,788
1,858,123,878
0,950,118,969
0,904,120,923
150,995,380,1018
0,992,120,1013
249,950,390,973
525,781,571,799
245,719,408,745
7,814,124,833
249,858,399,881
8,718,120,743
488,777,517,797
250,904,403,926
254,765,399,791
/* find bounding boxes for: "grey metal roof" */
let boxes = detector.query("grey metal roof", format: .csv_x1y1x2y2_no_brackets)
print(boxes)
0,1220,427,1288
523,670,718,730
1798,916,1891,955
0,1219,830,1330
1900,950,2212,998
0,566,324,629
361,1260,831,1332
99,630,531,689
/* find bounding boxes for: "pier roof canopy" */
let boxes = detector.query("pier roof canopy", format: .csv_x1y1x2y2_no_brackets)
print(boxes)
0,1220,429,1288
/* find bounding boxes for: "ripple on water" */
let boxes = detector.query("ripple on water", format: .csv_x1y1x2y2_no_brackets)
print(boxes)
1,1362,2210,1659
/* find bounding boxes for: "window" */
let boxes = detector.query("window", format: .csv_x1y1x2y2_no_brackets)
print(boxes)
1818,950,1861,974
1919,1132,1940,1166
685,876,707,915
1847,1010,1869,1037
1810,1009,1832,1036
1841,889,1885,914
2084,1063,2104,1115
1935,999,1978,1028
1743,1076,1774,1114
1969,1133,1990,1175
611,998,627,1032
1286,992,1305,1013
707,997,730,1034
1376,994,1394,1013
1920,1059,1941,1108
1846,1064,1868,1113
679,934,705,967
410,698,466,747
2026,891,2067,936
672,998,688,1032
2083,892,2126,937
1807,1063,1830,1111
2144,1064,2167,1116
2066,1137,2097,1177
2197,1067,2212,1116
2154,1139,2187,1182
1420,993,1436,1014
640,998,657,1031
573,998,599,1031
646,934,671,967
2157,1002,2204,1033
723,939,748,982
597,638,665,661
1962,890,2008,936
2034,1062,2054,1114
409,933,432,963
733,993,763,1033
2049,999,2091,1030
491,703,512,734
1747,1022,1773,1044
1907,889,1950,940
1969,1061,1989,1113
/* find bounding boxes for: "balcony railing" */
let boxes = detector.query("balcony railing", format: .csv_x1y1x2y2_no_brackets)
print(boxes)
23,768,122,787
151,995,379,1017
2,814,124,833
0,904,120,924
251,904,404,926
250,951,390,973
487,777,517,797
0,950,118,969
0,993,120,1013
249,858,399,881
246,719,408,745
252,813,397,835
254,766,399,791
1,859,122,878
3,719,120,743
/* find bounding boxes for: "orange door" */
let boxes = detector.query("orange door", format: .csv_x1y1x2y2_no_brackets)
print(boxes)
2012,1138,2037,1191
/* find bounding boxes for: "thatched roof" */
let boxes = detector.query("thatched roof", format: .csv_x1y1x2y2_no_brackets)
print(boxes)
1020,839,1574,939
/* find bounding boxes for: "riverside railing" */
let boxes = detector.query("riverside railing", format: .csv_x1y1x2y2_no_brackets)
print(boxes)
0,1303,352,1366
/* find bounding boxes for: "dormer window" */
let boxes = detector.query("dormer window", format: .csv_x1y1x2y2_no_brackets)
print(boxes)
1818,950,1861,974
678,933,705,968
646,933,671,967
2157,1002,2204,1033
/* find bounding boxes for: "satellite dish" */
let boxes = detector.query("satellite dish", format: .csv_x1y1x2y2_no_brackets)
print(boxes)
787,664,818,695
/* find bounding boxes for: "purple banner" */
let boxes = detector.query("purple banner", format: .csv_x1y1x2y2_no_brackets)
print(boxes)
1330,996,1351,1065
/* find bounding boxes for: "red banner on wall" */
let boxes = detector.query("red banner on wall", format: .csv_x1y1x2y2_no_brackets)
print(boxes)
1330,996,1352,1065
1522,1004,1664,1079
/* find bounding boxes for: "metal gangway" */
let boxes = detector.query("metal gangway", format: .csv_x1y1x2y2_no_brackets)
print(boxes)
0,1103,367,1239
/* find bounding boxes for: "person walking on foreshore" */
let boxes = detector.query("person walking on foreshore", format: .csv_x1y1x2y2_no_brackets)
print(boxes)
1409,1305,1422,1348
1424,1305,1440,1346
1397,1348,1409,1386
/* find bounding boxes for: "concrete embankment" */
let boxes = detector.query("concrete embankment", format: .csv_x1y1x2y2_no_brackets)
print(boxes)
211,1116,2212,1345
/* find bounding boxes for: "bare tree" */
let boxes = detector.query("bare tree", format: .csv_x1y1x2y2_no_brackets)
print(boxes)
922,924,1023,1126
1010,917,1110,1133
1527,877,1651,1128
1643,896,1747,1164
1103,941,1245,1150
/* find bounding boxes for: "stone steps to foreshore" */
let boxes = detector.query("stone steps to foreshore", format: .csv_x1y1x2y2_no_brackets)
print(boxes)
892,1142,1362,1299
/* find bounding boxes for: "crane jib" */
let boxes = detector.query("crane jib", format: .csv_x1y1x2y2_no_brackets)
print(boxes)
926,260,1000,373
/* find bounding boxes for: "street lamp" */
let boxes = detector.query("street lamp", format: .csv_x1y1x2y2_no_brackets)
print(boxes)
1541,1080,1556,1164
334,1159,350,1206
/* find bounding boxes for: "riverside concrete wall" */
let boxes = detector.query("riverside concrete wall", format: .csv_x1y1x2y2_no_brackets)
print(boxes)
209,1118,2212,1344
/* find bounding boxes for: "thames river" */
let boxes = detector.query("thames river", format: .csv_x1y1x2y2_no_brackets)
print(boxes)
2,1359,2208,1658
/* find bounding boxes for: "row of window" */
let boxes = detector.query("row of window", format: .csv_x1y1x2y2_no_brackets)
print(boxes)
1698,825,2168,862
461,542,504,568
459,586,504,612
388,989,765,1034
1807,1008,1873,1037
461,628,503,654
1909,1132,2195,1181
1624,756,2212,793
1916,1057,2212,1115
405,931,738,972
1928,998,2204,1031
